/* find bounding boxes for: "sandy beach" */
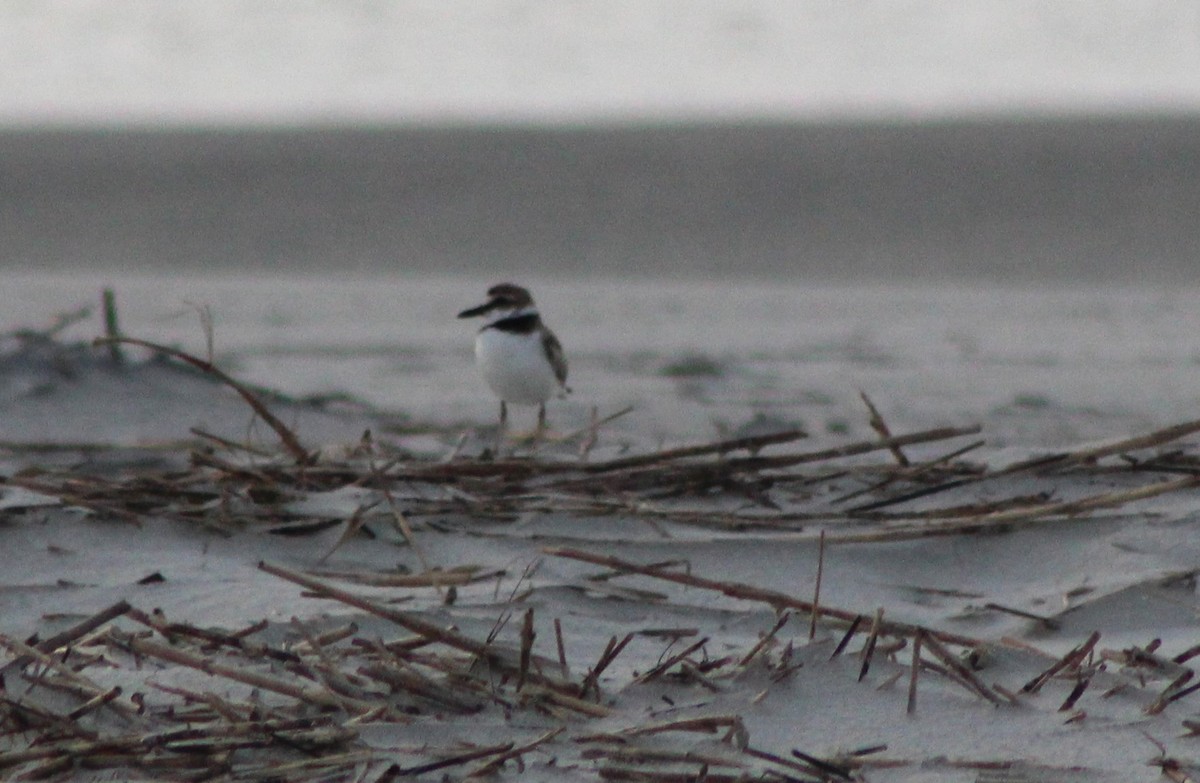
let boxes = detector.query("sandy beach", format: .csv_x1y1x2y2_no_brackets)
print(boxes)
0,275,1198,781
2,2,1199,777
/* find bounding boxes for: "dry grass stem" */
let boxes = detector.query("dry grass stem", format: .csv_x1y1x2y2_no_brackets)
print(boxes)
542,546,982,649
93,335,310,463
7,345,1200,780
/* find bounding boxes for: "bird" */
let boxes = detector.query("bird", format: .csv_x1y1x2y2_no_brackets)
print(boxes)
458,283,569,446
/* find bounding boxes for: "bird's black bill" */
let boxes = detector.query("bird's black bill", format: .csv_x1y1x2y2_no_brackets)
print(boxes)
457,300,497,318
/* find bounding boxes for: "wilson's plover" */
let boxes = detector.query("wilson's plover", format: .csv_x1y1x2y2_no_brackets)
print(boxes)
458,283,570,444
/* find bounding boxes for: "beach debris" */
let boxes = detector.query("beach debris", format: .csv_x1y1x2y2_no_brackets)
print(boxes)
5,334,1200,778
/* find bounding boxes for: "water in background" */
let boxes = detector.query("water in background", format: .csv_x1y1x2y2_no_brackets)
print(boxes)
1,118,1198,283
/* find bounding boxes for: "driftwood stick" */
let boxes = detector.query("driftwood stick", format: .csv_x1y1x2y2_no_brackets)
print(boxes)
720,425,981,472
835,476,1200,543
857,608,884,682
831,616,865,658
2,600,131,675
739,615,790,668
636,637,710,683
919,632,1004,706
856,416,1200,514
1022,631,1101,694
517,608,535,692
810,531,826,640
1006,415,1200,473
0,634,111,699
843,440,988,512
579,634,634,698
907,630,923,715
576,715,744,742
1059,676,1092,712
582,428,809,473
464,727,564,778
547,426,982,494
554,618,569,676
542,546,982,649
860,391,908,466
258,561,577,695
392,742,516,777
260,561,493,658
66,686,123,721
93,336,310,463
101,288,125,365
310,567,499,588
107,631,381,714
1144,670,1196,715
524,405,634,458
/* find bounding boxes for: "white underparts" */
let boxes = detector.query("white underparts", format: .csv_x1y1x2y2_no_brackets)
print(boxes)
475,326,559,405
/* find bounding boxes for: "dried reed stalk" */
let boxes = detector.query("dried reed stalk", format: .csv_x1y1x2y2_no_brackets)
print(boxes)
542,546,981,649
93,336,310,463
0,600,131,675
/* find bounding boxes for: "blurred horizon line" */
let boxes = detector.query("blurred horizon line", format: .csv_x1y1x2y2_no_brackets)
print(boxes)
2,115,1198,284
3,106,1200,134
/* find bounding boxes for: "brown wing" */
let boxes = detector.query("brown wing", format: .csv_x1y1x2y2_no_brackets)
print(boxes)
541,329,570,390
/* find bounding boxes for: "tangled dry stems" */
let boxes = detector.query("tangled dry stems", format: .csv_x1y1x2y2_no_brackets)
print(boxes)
2,340,1200,780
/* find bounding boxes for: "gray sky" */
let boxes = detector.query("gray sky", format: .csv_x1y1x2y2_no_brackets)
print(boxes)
2,1,1199,126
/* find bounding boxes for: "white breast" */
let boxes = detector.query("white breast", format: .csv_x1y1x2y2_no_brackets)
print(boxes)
475,328,558,405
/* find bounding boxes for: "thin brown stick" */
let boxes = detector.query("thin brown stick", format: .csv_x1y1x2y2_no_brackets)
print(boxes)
919,632,1004,706
107,631,385,715
1009,415,1200,472
861,391,908,466
837,439,987,508
810,530,826,640
1166,680,1200,707
525,405,635,459
554,618,569,676
465,727,564,778
93,335,309,463
579,405,603,461
66,686,123,721
392,742,516,777
906,630,923,715
831,616,865,658
1023,631,1101,694
258,561,577,695
1059,676,1092,712
719,425,981,472
311,567,499,588
2,600,131,675
580,634,635,698
1145,670,1196,715
835,476,1200,543
101,288,125,365
517,608,535,692
542,546,982,648
857,416,1200,514
636,637,710,684
739,614,790,668
576,715,744,743
857,608,884,682
790,748,854,781
983,602,1060,630
581,428,809,473
0,634,111,700
317,501,381,565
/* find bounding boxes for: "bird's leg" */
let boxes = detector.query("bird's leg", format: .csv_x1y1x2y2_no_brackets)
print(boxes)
495,401,508,455
534,403,547,444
